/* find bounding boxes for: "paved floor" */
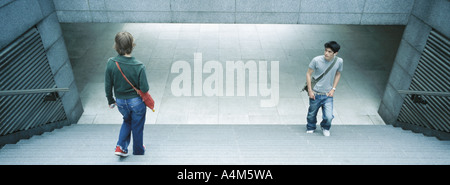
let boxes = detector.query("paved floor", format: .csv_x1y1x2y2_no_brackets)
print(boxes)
61,23,404,125
1,124,449,165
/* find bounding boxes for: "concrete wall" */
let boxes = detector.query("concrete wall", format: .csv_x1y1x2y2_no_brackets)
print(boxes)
53,0,414,25
378,0,450,125
0,0,83,125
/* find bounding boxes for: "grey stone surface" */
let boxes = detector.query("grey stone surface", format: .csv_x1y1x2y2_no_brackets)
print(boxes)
412,0,450,37
0,0,14,8
403,15,432,52
54,62,75,90
88,0,106,11
47,37,70,75
69,98,84,124
300,0,364,13
377,102,396,124
361,13,410,25
53,0,90,11
172,12,235,23
236,13,298,24
364,0,414,13
394,40,422,77
236,0,300,13
1,124,449,164
51,0,423,25
56,10,92,22
104,0,170,11
37,12,62,50
172,0,235,12
380,83,405,121
37,0,56,17
108,11,172,23
387,63,412,91
61,81,83,123
299,13,361,24
91,11,109,22
0,0,43,50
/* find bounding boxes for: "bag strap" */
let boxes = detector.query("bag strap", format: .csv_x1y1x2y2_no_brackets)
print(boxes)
315,56,338,82
115,61,139,92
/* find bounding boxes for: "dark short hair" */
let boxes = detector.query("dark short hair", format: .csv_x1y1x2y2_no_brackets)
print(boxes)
114,32,135,55
324,41,340,53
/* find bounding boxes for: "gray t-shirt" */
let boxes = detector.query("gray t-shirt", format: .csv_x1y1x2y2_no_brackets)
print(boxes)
308,55,343,93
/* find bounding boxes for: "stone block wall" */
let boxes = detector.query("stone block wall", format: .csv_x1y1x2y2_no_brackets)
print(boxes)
378,0,449,124
0,0,83,125
53,0,415,25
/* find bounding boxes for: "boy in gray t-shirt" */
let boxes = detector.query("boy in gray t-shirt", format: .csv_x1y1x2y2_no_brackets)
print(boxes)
305,41,343,136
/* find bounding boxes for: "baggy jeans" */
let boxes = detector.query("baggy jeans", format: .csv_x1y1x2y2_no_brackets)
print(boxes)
116,97,146,155
306,94,334,131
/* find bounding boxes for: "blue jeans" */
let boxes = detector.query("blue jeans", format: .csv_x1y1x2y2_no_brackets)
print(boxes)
306,95,334,131
116,97,146,155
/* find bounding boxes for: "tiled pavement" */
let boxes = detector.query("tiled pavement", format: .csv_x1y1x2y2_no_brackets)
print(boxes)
62,23,404,125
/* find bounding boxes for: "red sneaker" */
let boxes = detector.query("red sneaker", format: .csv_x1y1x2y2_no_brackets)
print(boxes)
115,146,128,157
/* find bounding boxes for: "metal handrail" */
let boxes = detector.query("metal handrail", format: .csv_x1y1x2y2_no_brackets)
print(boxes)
0,88,69,96
398,90,450,97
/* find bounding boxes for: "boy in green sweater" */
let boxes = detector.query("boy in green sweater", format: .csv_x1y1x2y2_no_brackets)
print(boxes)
105,32,149,156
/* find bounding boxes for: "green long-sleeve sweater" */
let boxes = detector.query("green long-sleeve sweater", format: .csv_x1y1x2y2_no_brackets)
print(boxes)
105,55,149,105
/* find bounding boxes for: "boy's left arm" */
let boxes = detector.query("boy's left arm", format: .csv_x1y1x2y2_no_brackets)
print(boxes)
327,71,341,97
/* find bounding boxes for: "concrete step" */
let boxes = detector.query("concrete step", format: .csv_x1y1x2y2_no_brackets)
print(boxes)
1,124,450,165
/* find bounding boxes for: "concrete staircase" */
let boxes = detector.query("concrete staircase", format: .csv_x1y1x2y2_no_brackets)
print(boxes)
1,124,449,165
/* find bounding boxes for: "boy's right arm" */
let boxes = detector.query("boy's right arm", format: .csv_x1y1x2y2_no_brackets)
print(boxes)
306,68,315,100
105,61,116,106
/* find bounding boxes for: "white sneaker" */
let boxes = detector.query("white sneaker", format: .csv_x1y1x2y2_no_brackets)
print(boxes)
306,130,314,134
322,129,330,137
